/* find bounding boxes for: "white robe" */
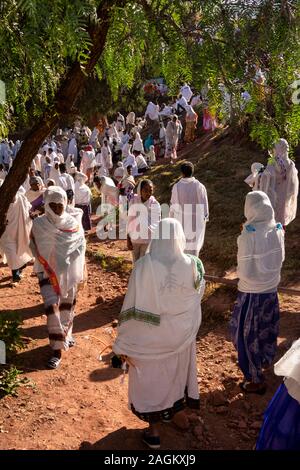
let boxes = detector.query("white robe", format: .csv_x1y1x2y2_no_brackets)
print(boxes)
132,133,144,154
113,219,205,413
170,177,209,255
74,182,91,205
180,84,193,103
0,193,32,269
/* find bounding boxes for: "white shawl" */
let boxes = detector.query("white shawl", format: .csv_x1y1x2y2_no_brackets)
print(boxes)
0,193,33,269
31,186,86,297
237,191,285,293
113,218,205,360
274,338,300,404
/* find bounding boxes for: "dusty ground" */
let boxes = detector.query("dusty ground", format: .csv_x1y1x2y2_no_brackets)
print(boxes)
0,226,300,451
0,135,299,450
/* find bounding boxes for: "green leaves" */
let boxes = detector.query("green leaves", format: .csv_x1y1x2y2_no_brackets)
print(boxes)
0,0,299,150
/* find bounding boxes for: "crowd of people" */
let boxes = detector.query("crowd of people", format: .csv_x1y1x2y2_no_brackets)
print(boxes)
0,81,299,450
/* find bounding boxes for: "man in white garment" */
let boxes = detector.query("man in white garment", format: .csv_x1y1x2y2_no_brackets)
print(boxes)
170,162,209,256
48,148,58,164
58,163,75,192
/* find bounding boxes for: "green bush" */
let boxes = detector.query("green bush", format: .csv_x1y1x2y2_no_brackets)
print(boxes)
0,312,25,357
0,366,28,398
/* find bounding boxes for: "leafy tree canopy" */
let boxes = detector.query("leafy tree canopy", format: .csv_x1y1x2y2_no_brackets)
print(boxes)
0,0,299,148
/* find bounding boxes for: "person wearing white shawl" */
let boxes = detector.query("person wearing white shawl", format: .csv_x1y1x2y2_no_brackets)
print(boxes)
126,111,136,125
116,112,125,131
244,162,265,189
74,172,92,231
145,101,159,122
127,179,161,264
99,141,112,176
145,145,156,166
184,104,198,143
65,154,75,173
113,161,125,184
256,338,300,449
170,162,209,256
30,186,86,369
0,191,33,282
269,138,298,226
0,163,7,180
94,175,119,207
165,115,180,163
230,191,285,394
49,162,61,186
180,83,193,103
58,163,75,192
88,127,99,148
123,150,138,177
132,131,145,154
25,176,45,213
113,218,205,449
67,135,78,164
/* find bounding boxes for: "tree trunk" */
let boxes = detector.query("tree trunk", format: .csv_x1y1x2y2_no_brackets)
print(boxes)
0,0,125,237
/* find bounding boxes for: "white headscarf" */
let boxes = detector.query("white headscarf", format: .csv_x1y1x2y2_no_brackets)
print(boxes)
132,131,144,154
31,186,86,296
113,218,205,360
237,191,285,293
272,138,298,225
274,338,300,404
244,162,264,187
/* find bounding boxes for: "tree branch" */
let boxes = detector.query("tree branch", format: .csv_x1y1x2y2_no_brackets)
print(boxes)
0,0,128,237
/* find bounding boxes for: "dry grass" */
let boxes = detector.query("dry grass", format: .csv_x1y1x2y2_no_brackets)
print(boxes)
86,248,131,277
147,131,300,285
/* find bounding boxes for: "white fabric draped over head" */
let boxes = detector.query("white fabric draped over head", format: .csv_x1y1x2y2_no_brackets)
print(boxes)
273,138,298,225
274,338,300,404
31,186,86,296
0,192,33,269
74,173,91,205
113,218,205,360
244,162,264,187
237,191,285,293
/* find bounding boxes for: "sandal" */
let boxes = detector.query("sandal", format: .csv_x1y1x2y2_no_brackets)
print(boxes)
239,381,266,395
142,430,160,450
47,357,62,369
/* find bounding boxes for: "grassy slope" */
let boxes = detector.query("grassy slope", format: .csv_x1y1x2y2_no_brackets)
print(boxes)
147,130,300,285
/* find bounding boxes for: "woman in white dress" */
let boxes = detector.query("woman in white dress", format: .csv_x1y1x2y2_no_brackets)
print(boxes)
113,218,205,449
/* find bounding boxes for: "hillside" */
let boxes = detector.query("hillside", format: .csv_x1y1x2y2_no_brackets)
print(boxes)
147,130,300,286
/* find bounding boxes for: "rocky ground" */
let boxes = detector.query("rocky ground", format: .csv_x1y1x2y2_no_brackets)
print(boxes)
0,229,299,450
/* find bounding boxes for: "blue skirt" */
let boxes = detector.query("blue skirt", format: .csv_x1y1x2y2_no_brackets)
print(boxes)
256,383,300,450
229,291,279,383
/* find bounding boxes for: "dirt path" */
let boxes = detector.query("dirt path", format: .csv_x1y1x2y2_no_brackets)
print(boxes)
1,225,300,450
